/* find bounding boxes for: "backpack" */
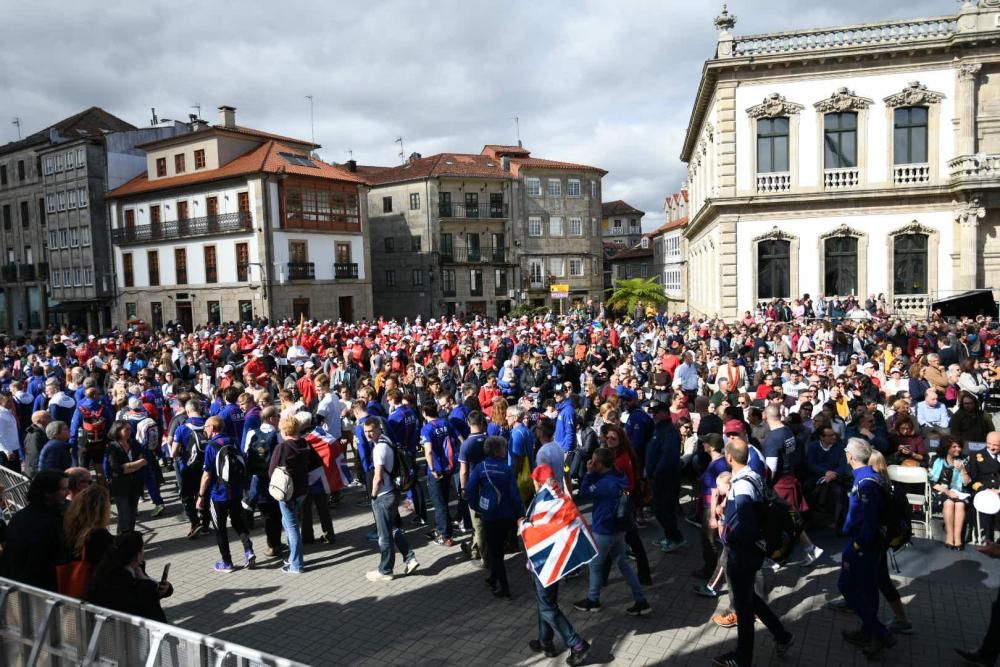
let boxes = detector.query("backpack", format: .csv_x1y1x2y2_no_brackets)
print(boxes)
186,425,206,467
215,443,247,489
390,442,415,493
475,462,503,520
749,477,804,563
79,404,107,443
861,477,912,552
268,443,294,502
135,416,160,452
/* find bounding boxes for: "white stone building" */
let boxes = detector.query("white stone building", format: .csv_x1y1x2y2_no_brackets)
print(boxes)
107,106,372,329
680,2,1000,319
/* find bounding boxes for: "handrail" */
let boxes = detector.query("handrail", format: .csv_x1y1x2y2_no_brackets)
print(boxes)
0,577,310,667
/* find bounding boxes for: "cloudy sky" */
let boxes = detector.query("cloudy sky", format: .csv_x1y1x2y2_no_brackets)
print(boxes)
2,0,949,228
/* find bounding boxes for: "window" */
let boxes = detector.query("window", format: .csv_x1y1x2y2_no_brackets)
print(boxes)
489,193,504,217
77,147,85,166
470,269,483,296
60,230,68,247
174,153,186,173
382,196,393,213
529,259,544,284
24,246,32,264
207,301,221,326
1,205,9,230
664,269,682,293
63,268,71,285
237,192,249,215
412,269,424,287
385,269,396,287
439,192,452,216
409,193,420,210
384,237,395,253
74,268,82,286
17,160,25,181
206,196,219,218
613,218,623,232
0,165,6,185
125,302,137,320
69,190,78,209
464,192,479,217
546,179,561,197
84,267,93,285
824,112,857,169
52,271,60,287
122,253,134,287
567,179,581,197
58,193,66,211
155,157,167,177
147,251,160,286
177,200,188,221
757,117,790,173
569,258,584,276
194,149,206,169
48,231,57,247
824,236,858,296
46,195,55,213
279,184,365,229
442,269,456,296
494,268,508,295
150,205,161,230
894,107,928,165
204,246,217,283
640,263,649,278
550,257,565,277
893,233,928,295
440,233,454,260
80,227,90,246
175,248,187,285
238,300,253,322
66,150,75,170
757,239,790,299
150,302,163,330
70,228,79,247
491,232,505,261
44,157,53,175
19,201,29,228
528,216,542,237
525,178,541,196
467,233,481,261
124,209,135,229
569,217,583,236
236,242,249,282
549,216,563,237
56,155,65,172
591,181,598,198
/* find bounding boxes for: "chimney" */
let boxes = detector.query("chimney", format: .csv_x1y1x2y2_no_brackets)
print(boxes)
346,159,357,173
218,105,236,129
408,152,422,163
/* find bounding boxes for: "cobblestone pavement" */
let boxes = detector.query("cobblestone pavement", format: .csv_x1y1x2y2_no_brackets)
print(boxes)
137,475,997,667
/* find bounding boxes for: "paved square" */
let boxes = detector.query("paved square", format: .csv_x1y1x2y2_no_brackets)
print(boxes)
139,477,997,666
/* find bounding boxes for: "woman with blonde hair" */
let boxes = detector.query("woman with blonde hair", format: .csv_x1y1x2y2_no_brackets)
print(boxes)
65,483,113,563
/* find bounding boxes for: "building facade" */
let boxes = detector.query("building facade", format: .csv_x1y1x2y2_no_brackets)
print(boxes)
681,2,1000,320
652,188,689,314
607,237,653,285
0,107,135,333
601,200,645,248
107,106,372,329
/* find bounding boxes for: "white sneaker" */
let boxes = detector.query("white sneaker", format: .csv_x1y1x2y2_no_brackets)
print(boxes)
404,558,420,575
803,546,824,566
366,570,394,582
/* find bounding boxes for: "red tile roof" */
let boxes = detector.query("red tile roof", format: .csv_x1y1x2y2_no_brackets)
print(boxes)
213,125,318,148
601,200,645,217
653,217,688,235
509,157,607,177
481,144,532,159
107,140,363,198
356,153,513,186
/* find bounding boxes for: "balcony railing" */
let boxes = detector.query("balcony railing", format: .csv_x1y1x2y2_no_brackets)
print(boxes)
893,163,930,186
893,294,929,316
1,264,16,282
439,202,509,219
287,262,315,280
112,211,252,245
950,154,1000,182
18,264,35,282
824,167,860,190
441,245,509,264
733,16,956,57
334,262,359,279
756,172,791,193
443,287,456,297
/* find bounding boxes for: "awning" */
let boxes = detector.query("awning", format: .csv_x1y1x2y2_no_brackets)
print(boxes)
931,290,998,319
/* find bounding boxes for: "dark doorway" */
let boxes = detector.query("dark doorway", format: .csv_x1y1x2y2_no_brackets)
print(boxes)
175,302,193,332
338,296,354,323
292,298,310,321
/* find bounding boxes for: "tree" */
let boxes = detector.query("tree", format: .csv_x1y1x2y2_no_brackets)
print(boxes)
605,277,669,315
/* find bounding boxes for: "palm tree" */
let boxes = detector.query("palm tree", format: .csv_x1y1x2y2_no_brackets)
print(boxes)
605,277,669,316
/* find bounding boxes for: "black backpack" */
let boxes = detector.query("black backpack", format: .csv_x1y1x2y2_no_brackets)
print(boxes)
215,443,247,489
390,442,415,493
862,477,912,552
749,477,804,563
186,425,207,468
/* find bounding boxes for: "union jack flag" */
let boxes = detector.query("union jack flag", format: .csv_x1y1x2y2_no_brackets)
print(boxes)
520,480,598,587
304,427,352,493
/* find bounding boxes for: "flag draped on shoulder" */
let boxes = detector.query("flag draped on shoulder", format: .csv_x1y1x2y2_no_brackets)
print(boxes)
304,427,352,493
519,479,597,587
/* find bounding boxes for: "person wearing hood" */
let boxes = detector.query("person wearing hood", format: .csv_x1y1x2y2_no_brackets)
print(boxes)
11,380,35,440
0,393,21,470
70,387,111,472
47,382,77,425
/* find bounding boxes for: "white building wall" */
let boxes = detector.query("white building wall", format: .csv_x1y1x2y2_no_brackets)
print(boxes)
115,235,258,288
271,231,366,282
734,67,958,191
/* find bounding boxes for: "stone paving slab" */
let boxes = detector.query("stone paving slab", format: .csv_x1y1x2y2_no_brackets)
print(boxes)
135,477,997,666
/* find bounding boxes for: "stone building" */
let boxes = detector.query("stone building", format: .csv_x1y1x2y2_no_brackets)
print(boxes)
365,144,606,318
681,2,1000,320
652,188,689,314
107,106,372,329
607,236,653,285
0,107,134,333
601,200,645,249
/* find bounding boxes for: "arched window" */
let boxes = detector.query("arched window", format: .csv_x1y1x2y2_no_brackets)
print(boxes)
893,233,928,295
757,239,790,300
824,236,858,296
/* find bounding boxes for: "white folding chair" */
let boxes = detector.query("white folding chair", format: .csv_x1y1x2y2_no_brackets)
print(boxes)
973,490,1000,546
888,464,932,541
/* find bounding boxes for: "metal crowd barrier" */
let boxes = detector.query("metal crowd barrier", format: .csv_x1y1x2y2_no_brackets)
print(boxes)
0,578,310,667
0,466,31,516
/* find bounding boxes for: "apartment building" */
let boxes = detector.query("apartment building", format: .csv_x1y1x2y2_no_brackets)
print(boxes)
607,236,653,285
681,3,1000,319
0,107,134,333
601,200,645,248
107,106,372,329
652,188,689,314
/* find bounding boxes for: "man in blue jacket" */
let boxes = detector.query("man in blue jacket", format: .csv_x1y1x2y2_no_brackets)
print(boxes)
839,438,894,659
622,388,653,463
553,386,576,455
713,438,794,667
645,402,686,553
387,388,426,526
573,447,651,616
421,402,459,546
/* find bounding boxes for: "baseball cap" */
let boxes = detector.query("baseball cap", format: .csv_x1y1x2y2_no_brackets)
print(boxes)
723,419,746,436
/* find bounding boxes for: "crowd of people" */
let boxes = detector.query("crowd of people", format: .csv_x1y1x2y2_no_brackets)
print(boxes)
0,302,998,666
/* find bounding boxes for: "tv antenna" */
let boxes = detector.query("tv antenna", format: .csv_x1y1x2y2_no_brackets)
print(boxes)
346,149,353,160
305,95,315,145
190,103,201,119
12,117,21,140
513,115,520,145
395,136,405,163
